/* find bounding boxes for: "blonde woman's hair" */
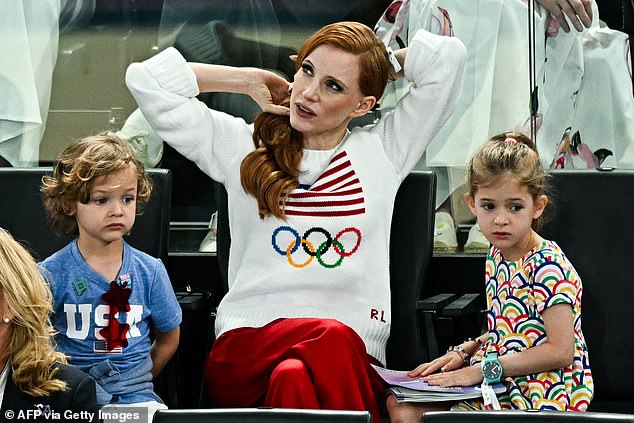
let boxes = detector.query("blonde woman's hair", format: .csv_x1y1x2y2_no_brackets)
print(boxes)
41,133,152,235
0,227,67,396
467,132,552,230
240,21,390,219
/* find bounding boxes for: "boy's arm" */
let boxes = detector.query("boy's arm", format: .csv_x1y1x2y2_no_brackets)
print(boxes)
150,326,180,379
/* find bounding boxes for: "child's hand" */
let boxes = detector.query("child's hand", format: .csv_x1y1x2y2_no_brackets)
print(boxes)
408,352,465,378
423,364,483,387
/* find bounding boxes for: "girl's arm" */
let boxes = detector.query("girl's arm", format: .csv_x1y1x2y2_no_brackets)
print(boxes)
497,303,575,376
423,303,575,387
150,326,181,379
188,63,290,115
409,332,489,377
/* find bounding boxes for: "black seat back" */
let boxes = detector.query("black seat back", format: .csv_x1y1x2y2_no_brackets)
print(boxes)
214,171,436,370
540,169,634,413
387,171,436,370
0,167,172,261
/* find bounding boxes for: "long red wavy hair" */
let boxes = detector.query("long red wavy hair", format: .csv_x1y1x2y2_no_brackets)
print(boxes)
240,21,390,219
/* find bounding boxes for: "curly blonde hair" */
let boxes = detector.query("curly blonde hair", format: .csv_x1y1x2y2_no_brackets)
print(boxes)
0,228,67,396
41,133,152,235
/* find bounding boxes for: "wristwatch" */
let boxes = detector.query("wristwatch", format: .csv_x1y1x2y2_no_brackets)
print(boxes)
481,352,503,384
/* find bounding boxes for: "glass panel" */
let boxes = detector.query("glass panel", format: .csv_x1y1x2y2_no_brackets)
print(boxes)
1,1,632,254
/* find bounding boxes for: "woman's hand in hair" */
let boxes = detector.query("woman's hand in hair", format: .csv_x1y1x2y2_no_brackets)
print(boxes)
537,0,592,32
247,68,291,116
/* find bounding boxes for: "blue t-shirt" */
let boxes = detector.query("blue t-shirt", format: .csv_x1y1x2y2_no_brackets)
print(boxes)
41,239,182,375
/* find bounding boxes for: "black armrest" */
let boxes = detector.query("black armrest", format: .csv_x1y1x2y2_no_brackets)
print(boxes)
417,293,484,360
175,286,215,313
176,292,208,312
417,293,458,312
416,294,457,358
442,293,482,317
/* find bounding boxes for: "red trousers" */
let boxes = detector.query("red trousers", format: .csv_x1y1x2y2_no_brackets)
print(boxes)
203,318,385,422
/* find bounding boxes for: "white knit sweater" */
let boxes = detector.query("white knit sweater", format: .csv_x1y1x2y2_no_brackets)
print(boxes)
126,30,465,364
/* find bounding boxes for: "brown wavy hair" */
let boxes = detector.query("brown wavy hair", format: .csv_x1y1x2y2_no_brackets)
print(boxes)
240,21,391,219
0,228,68,396
467,132,552,230
41,133,152,235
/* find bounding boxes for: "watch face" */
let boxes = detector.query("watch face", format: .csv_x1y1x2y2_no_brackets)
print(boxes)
483,360,502,380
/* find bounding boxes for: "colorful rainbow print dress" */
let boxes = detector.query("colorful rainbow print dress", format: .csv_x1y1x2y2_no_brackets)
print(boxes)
457,240,593,411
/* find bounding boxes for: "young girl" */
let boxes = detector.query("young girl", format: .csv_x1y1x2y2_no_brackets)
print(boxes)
39,134,181,414
387,132,593,422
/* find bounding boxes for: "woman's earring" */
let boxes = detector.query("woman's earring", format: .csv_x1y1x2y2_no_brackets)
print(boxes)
2,317,9,324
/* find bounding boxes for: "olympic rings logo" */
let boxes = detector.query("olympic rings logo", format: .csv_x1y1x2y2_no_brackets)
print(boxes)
271,226,362,269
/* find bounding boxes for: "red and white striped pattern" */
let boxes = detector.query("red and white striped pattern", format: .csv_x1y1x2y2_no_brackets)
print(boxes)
283,151,366,217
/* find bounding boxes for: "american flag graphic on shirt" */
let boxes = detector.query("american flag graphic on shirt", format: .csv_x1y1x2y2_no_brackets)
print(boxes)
282,151,366,217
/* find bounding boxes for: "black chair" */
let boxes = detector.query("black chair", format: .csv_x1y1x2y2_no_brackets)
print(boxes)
386,171,437,370
417,291,485,360
0,167,172,261
214,171,437,371
153,408,372,423
424,410,634,422
540,170,634,414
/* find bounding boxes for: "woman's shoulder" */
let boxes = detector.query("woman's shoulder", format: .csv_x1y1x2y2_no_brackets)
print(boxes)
1,364,96,415
53,363,92,386
52,363,98,409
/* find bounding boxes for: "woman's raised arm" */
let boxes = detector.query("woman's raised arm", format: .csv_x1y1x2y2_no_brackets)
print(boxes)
189,63,291,115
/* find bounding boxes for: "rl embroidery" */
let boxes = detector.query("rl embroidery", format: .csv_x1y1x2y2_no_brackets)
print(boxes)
99,279,132,352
